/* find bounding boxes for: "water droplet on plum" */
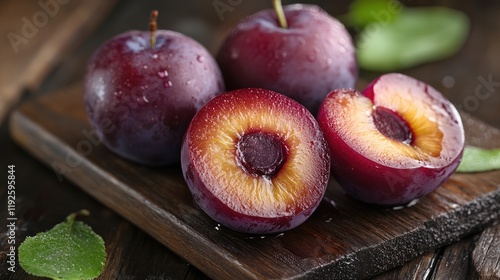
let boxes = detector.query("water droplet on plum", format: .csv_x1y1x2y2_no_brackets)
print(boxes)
163,81,173,88
152,54,158,59
158,70,169,78
197,55,205,63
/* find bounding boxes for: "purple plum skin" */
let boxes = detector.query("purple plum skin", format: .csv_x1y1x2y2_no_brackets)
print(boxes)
84,30,224,165
216,4,357,114
317,74,465,206
181,88,331,234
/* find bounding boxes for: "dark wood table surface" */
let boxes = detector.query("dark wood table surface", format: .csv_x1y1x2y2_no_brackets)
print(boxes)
1,0,499,279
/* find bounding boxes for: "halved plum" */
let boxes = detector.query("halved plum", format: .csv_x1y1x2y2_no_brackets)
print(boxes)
317,73,465,206
181,88,330,234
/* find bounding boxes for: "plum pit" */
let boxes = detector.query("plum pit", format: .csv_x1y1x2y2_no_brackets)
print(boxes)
236,131,287,178
373,107,413,145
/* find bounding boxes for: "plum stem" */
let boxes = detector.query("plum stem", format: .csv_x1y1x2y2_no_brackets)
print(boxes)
272,0,288,29
150,10,159,48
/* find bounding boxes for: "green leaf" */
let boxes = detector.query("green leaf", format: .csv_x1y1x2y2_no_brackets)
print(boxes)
19,210,106,280
456,146,500,173
356,7,470,71
343,0,404,28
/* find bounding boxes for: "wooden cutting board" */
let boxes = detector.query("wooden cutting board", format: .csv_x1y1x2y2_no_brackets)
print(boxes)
9,84,500,280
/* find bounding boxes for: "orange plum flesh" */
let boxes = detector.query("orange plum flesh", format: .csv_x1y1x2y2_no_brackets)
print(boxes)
182,88,330,234
317,73,465,206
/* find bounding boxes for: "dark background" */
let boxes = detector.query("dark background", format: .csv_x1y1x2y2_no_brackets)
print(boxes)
1,0,499,279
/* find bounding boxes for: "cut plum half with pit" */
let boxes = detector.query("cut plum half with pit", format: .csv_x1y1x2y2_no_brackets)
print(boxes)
181,88,331,234
317,73,465,206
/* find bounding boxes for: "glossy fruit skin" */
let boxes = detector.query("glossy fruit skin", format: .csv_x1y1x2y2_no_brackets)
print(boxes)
181,88,330,234
84,30,224,165
216,4,357,115
317,73,465,206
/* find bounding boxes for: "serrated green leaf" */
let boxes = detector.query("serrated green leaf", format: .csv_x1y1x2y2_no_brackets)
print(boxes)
343,0,403,28
456,146,500,173
357,7,470,71
19,210,106,280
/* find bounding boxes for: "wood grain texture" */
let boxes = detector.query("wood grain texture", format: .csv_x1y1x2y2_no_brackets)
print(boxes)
371,249,436,280
0,0,118,123
473,223,500,280
0,119,208,280
8,84,500,280
433,235,478,280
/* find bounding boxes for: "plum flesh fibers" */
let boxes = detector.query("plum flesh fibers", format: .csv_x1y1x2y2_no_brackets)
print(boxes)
182,88,331,234
317,73,464,206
